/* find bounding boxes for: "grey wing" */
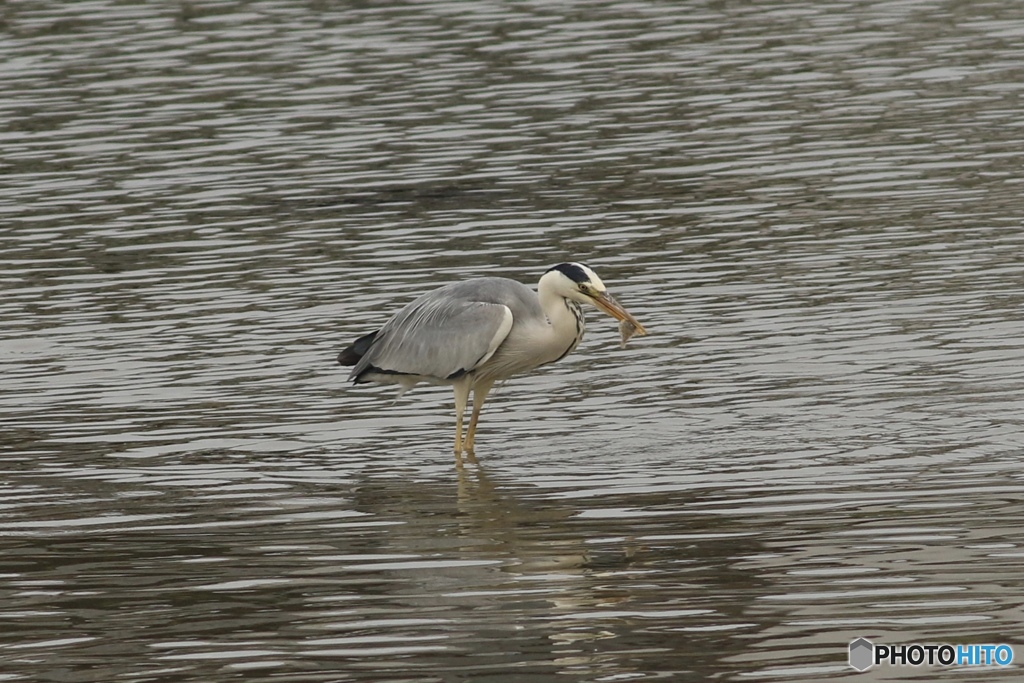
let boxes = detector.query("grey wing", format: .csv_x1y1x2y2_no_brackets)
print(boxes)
350,293,514,383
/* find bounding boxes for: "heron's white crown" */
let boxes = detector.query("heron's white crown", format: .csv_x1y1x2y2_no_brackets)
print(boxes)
541,262,607,303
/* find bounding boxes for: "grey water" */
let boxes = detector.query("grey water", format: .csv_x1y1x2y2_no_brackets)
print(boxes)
3,1,1024,681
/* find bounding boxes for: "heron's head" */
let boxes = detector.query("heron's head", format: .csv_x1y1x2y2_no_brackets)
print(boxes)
542,263,647,335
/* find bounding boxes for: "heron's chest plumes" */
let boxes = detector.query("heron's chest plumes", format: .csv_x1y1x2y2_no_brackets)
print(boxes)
476,297,585,381
556,299,585,360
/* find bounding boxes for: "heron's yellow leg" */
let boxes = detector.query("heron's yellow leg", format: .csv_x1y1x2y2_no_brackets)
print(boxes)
452,378,472,461
464,379,495,455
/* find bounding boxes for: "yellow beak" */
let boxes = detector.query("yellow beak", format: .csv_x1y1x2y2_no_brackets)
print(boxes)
591,291,647,335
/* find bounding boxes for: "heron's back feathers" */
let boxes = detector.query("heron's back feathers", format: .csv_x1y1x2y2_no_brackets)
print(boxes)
343,278,538,385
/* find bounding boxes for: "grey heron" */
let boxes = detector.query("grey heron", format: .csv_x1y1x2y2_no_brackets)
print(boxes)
338,262,646,462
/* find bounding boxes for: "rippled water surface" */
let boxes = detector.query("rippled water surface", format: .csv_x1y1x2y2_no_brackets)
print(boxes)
4,1,1024,681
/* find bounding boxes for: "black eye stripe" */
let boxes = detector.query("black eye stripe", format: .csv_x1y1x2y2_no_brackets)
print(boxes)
547,262,590,284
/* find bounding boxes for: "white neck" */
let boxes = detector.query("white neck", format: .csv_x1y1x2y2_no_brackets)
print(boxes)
535,279,586,365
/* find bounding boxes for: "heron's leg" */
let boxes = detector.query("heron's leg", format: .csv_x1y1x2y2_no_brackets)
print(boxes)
452,378,472,460
464,379,495,454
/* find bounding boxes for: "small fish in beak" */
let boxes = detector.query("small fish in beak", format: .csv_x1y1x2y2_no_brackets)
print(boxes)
619,319,641,348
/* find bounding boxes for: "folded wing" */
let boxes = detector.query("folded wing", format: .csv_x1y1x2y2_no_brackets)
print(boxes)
349,293,514,384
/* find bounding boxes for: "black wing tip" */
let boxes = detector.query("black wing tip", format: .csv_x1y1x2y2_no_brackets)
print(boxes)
354,364,417,384
337,330,379,366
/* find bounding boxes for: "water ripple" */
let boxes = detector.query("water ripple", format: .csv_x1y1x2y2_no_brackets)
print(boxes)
3,0,1024,681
